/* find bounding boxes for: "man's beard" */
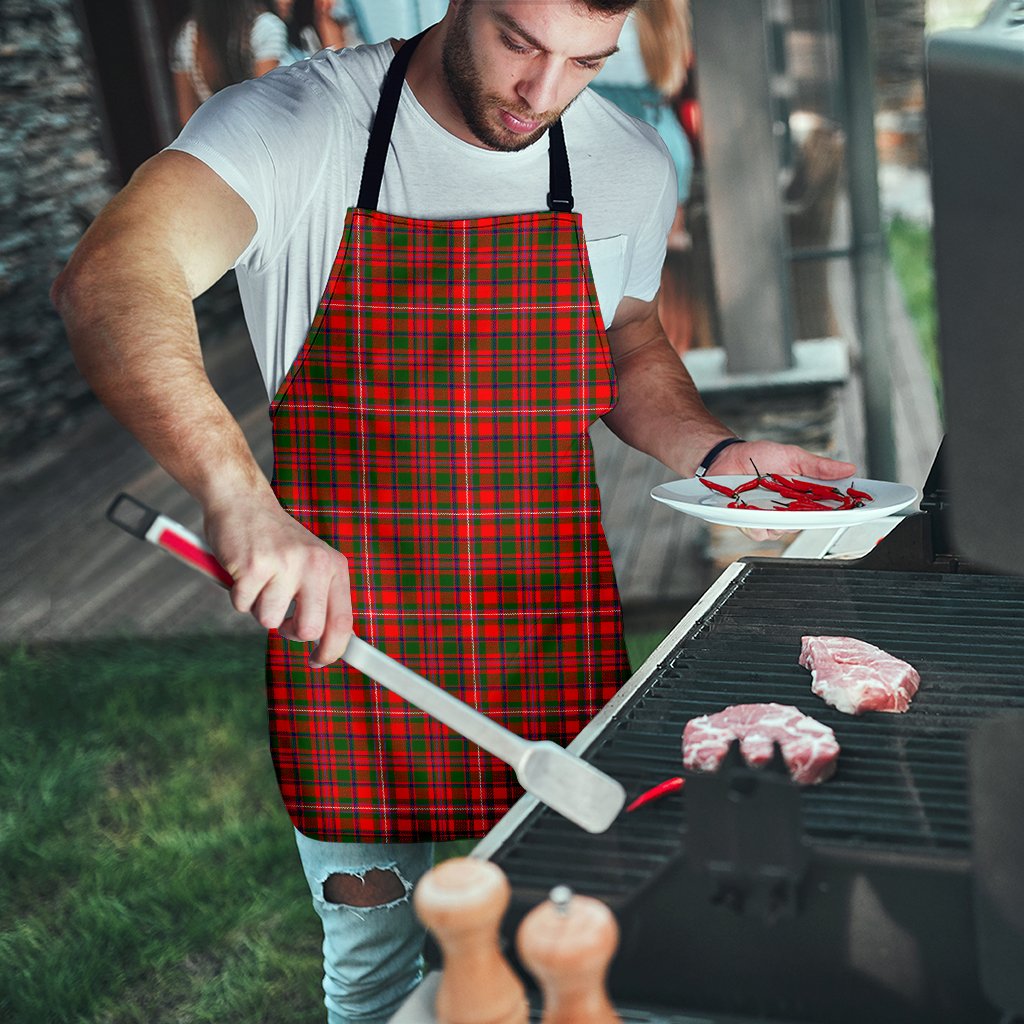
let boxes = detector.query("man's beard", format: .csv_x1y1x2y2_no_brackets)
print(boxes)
441,3,560,151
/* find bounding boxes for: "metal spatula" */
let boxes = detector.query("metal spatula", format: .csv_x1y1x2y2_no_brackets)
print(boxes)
107,493,626,834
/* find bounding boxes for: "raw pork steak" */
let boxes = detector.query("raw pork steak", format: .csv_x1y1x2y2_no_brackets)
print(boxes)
799,636,920,716
682,703,839,785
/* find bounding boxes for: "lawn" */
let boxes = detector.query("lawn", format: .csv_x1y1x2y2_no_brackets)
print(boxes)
0,631,666,1023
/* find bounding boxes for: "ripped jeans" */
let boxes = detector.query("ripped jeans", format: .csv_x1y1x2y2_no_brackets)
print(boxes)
294,829,435,1024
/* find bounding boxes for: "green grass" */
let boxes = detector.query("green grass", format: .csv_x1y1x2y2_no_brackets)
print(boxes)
625,631,669,670
1,637,322,1024
1,629,668,1023
887,216,941,403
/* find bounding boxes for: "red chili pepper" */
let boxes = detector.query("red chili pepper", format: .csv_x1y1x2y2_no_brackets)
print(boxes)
699,477,738,498
734,478,762,494
758,477,800,496
761,479,825,502
847,486,873,502
774,473,850,500
626,776,685,812
780,497,835,511
768,473,813,493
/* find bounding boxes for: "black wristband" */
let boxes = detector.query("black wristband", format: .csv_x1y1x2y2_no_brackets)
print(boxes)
695,437,745,478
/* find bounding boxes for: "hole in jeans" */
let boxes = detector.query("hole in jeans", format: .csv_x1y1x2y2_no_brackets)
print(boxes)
323,868,406,908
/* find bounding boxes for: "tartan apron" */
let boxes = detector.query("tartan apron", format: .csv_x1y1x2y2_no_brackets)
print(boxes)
267,31,630,842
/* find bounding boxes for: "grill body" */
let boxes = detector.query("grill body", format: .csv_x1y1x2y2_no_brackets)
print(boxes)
479,558,1024,1023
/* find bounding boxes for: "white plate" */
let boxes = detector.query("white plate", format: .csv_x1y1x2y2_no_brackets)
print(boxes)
650,476,920,530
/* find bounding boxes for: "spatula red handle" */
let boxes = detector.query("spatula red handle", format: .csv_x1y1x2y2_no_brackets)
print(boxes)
107,493,234,589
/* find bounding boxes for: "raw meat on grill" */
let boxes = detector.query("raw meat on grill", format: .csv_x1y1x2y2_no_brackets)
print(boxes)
799,635,920,716
682,703,839,785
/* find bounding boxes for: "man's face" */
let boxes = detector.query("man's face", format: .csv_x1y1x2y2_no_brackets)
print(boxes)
441,1,626,151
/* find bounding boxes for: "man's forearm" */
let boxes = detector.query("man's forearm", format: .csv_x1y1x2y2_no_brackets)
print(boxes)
603,328,735,478
52,151,354,664
52,255,273,515
52,151,273,515
603,298,857,506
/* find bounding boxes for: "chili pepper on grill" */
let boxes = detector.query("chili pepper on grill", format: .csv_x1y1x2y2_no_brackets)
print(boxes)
625,776,685,812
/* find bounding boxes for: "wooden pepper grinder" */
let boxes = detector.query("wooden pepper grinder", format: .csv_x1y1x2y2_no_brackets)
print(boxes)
516,885,621,1024
413,857,528,1024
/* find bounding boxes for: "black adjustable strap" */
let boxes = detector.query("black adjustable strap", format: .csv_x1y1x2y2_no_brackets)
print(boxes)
358,28,574,215
357,29,428,211
546,119,574,213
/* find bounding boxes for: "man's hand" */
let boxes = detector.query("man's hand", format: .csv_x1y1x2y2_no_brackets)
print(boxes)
203,495,353,668
709,439,855,482
707,440,857,542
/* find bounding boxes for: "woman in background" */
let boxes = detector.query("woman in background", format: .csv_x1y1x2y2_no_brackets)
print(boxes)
171,0,289,126
592,0,693,207
591,0,695,350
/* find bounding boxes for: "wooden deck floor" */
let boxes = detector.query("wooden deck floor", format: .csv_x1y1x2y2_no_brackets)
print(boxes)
1,249,941,645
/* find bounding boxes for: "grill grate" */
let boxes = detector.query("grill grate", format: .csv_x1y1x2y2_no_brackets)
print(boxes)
491,563,1024,904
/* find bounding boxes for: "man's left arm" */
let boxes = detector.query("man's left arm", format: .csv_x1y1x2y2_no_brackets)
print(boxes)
602,294,855,481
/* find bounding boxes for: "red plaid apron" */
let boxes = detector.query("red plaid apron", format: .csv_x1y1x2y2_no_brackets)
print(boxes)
267,32,630,841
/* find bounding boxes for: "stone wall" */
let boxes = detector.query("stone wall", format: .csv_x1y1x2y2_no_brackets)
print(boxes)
0,0,116,463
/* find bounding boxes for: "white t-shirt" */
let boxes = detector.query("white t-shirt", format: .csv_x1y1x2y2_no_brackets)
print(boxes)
168,40,677,399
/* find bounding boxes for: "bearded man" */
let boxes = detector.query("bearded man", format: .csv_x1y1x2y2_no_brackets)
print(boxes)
52,2,853,1020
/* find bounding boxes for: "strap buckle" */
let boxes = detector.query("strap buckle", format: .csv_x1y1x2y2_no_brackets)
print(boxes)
546,192,574,213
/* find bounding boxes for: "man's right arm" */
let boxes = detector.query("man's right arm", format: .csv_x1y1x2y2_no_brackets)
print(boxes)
51,150,353,665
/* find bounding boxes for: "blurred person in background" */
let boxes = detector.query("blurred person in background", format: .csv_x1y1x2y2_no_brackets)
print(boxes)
592,0,695,348
592,0,693,211
333,0,449,45
171,0,289,126
277,0,350,62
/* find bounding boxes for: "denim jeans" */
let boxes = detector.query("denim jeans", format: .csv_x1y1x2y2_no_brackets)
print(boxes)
294,829,436,1024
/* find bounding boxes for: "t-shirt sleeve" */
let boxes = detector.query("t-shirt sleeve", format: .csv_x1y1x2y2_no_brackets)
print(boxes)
251,12,289,63
623,134,678,302
165,65,341,272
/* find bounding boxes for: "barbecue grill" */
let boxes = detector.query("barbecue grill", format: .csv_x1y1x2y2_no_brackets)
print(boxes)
469,448,1024,1023
393,7,1024,1022
476,6,1024,1017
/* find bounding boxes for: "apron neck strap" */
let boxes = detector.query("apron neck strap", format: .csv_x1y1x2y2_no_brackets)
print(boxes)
546,120,573,213
358,30,426,211
357,29,574,214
